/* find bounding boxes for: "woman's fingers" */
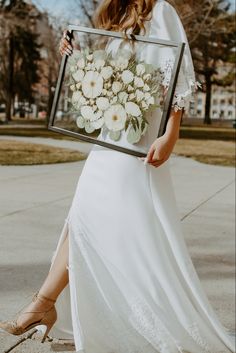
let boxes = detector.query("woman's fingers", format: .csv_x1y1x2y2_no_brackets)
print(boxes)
59,30,74,56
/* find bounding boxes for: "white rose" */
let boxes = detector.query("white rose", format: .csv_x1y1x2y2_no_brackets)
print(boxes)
134,77,144,88
121,70,134,84
72,69,84,82
101,66,113,80
136,64,145,76
77,58,85,69
112,81,122,94
116,57,129,70
125,102,141,117
96,97,109,111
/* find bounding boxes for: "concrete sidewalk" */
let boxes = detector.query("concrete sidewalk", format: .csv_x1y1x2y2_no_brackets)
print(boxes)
0,136,235,352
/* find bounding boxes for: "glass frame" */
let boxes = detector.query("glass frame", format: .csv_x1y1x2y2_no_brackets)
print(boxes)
48,25,185,157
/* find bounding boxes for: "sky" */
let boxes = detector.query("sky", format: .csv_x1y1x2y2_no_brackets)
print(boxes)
32,0,236,21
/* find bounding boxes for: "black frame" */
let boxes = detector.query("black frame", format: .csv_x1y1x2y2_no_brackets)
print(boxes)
48,25,185,158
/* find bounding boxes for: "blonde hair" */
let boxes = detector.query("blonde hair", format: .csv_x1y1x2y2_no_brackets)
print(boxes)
93,0,157,35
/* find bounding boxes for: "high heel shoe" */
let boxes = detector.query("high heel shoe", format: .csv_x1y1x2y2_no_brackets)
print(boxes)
0,291,57,343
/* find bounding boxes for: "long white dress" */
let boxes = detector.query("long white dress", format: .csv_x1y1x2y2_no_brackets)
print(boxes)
44,1,235,352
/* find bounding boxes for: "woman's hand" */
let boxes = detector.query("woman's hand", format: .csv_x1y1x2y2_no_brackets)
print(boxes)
140,134,175,168
59,30,73,56
139,108,183,168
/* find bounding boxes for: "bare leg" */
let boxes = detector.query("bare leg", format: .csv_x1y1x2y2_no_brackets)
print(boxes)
16,232,69,328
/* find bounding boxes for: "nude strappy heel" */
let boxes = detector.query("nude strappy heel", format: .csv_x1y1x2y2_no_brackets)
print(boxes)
0,291,57,343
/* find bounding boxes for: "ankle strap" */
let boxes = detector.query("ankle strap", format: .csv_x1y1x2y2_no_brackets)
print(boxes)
33,291,56,303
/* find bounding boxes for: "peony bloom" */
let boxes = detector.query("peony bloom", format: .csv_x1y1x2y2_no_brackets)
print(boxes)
121,70,134,84
82,71,104,98
125,101,141,117
112,81,122,94
104,104,127,131
136,64,145,76
101,66,113,79
96,97,110,111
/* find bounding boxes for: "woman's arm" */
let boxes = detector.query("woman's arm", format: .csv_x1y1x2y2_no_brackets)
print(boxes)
140,108,183,168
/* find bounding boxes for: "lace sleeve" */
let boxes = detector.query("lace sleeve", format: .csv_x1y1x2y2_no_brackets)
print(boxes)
147,0,202,112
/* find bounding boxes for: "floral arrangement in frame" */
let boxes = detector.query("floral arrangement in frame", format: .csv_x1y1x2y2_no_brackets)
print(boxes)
48,25,186,158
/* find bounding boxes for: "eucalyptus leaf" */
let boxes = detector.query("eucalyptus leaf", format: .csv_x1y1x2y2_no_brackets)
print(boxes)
109,130,121,141
127,126,142,144
85,121,95,133
76,116,85,129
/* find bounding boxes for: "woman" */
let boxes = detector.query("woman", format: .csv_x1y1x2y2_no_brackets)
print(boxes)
0,0,235,352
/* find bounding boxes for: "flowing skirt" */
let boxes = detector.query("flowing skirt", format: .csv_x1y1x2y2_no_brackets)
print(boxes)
45,143,235,353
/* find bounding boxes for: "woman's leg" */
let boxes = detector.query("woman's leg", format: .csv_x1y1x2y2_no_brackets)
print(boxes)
16,233,69,328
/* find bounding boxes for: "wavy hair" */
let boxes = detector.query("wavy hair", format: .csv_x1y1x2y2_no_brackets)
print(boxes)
93,0,157,35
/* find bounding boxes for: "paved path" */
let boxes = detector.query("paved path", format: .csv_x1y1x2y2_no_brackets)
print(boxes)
0,136,235,352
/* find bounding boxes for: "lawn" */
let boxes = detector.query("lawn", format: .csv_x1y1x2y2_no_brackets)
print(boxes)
173,138,235,167
0,140,87,165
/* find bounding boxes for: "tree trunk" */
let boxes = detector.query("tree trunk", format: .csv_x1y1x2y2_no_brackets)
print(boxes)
204,74,212,125
5,36,14,123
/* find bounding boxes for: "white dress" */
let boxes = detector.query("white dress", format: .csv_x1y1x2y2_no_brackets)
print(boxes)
44,1,235,352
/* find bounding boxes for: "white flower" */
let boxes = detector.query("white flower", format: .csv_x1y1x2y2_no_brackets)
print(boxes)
125,102,141,117
77,58,85,69
104,104,127,131
144,92,151,100
72,90,82,103
95,59,105,70
82,71,104,98
136,64,145,76
118,91,128,103
134,77,144,88
135,90,144,101
112,81,122,94
101,66,113,80
72,69,84,82
91,116,105,129
96,97,109,111
121,70,134,84
81,106,95,121
143,84,150,91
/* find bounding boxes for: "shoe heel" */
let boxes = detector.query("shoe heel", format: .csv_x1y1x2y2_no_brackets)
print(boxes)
41,323,53,343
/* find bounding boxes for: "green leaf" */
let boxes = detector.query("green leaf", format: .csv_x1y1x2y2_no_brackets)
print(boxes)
109,130,121,141
127,126,142,144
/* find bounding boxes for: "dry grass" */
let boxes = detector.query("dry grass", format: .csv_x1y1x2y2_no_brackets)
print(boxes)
0,140,87,165
174,138,235,167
